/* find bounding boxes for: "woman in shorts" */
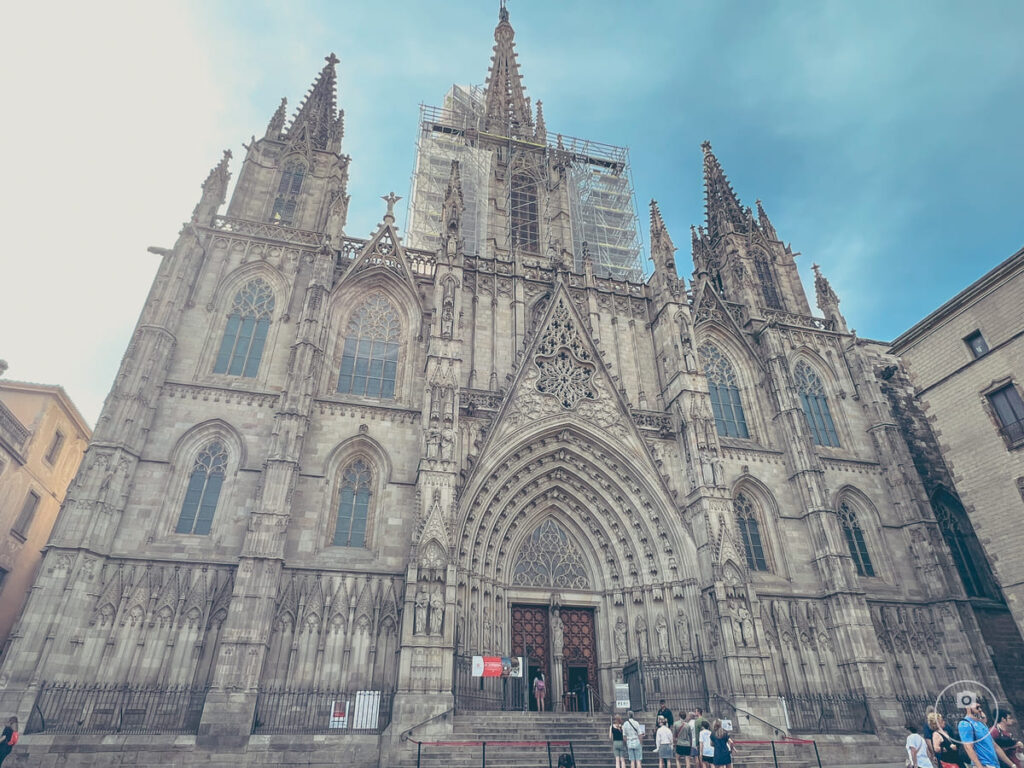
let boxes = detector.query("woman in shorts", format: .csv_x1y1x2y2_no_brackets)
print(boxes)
611,713,627,768
699,719,714,765
674,712,694,768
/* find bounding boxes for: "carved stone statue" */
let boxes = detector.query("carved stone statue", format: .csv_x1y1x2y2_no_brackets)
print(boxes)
655,614,669,657
552,611,564,657
615,617,628,657
635,616,649,656
414,587,428,636
675,611,691,654
482,608,491,648
738,607,754,647
440,428,455,460
429,588,444,636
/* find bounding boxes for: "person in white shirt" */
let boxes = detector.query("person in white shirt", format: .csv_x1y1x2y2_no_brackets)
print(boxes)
699,724,714,765
656,716,675,768
907,724,935,768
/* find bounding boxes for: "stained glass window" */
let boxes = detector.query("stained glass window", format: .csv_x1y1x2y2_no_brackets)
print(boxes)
838,502,874,577
512,520,591,589
794,361,840,447
335,459,371,547
933,495,986,598
337,295,401,399
271,160,305,225
214,278,275,377
698,341,749,438
735,493,769,572
754,252,782,309
176,442,227,535
511,173,539,254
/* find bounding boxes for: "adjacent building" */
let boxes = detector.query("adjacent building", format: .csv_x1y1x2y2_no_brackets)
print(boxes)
0,376,90,653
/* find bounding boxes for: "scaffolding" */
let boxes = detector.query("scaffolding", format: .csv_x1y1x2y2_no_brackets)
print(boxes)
406,85,646,282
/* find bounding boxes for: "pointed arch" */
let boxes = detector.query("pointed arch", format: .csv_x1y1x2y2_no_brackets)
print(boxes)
212,277,276,377
270,157,306,225
511,518,593,590
752,249,782,309
731,477,785,576
833,486,886,580
697,339,749,438
319,435,391,553
931,487,997,599
510,170,540,255
792,357,840,447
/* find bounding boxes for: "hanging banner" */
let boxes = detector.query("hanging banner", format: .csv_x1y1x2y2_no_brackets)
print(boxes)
472,656,523,677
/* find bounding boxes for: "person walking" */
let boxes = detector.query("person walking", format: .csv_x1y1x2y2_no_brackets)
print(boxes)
673,711,694,768
699,718,714,766
0,717,17,766
533,672,546,712
656,715,675,768
959,702,1011,768
908,724,936,768
611,713,628,768
930,712,964,768
623,710,645,768
710,719,734,767
990,711,1023,768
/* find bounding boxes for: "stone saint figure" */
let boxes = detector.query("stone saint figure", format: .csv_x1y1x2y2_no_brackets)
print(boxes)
551,612,564,658
737,607,754,647
675,611,691,654
414,587,428,635
429,588,444,636
635,616,649,656
615,617,628,657
655,615,670,657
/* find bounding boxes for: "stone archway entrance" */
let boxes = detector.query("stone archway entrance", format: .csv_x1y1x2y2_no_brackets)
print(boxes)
510,603,599,711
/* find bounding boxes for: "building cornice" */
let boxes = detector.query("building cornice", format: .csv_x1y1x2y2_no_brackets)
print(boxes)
0,379,92,437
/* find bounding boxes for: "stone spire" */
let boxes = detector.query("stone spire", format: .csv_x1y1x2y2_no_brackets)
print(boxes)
813,263,848,333
440,161,464,262
265,97,287,140
756,198,778,240
482,2,534,138
534,99,547,144
191,149,231,225
702,141,746,239
285,53,344,152
650,199,676,273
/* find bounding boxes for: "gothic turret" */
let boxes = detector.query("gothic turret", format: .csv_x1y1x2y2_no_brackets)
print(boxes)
191,150,231,225
265,98,287,140
440,160,464,263
813,264,848,333
534,99,547,144
650,199,681,304
702,141,746,240
285,53,345,153
482,3,534,138
756,199,777,241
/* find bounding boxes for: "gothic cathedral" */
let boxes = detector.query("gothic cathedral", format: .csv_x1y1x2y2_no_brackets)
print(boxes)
2,7,1018,766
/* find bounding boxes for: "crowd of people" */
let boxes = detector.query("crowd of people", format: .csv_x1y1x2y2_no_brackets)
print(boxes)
908,701,1023,768
609,701,734,768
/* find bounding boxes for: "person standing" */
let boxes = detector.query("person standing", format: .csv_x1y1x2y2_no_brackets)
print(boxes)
990,712,1023,768
699,719,714,766
657,715,675,768
908,724,935,768
533,672,546,712
673,712,694,768
623,710,645,768
657,700,675,728
960,702,1012,768
0,717,17,766
611,714,628,768
930,712,964,768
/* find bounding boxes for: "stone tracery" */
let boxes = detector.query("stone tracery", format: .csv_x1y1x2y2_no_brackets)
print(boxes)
512,519,591,589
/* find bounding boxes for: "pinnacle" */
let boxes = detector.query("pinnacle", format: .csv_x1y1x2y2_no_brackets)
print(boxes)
482,3,534,138
285,53,340,151
701,141,746,237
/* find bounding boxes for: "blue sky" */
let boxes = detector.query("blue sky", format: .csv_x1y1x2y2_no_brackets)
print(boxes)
1,0,1021,425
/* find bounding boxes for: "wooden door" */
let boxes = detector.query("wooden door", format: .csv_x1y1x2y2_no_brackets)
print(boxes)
560,607,599,707
511,604,550,711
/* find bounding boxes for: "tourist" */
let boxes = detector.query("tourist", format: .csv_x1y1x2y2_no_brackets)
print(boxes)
694,708,711,737
656,715,675,768
711,719,734,767
658,699,675,728
0,717,17,766
534,672,546,712
959,701,1012,768
611,713,627,768
699,718,714,765
930,712,964,768
673,711,694,768
623,710,645,768
990,712,1023,768
908,724,935,768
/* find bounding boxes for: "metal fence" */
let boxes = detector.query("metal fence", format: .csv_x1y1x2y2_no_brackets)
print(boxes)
623,657,709,714
453,655,526,712
26,682,207,735
781,693,873,734
252,688,393,734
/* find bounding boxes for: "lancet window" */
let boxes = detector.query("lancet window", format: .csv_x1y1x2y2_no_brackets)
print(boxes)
794,361,840,447
838,502,874,577
176,442,227,535
754,252,782,309
512,519,590,590
270,159,306,225
933,494,988,598
337,295,401,399
734,493,769,572
334,459,371,547
213,278,275,377
510,173,539,254
698,341,750,438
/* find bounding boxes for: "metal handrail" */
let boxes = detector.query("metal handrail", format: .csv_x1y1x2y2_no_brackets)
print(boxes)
399,705,454,743
710,692,788,738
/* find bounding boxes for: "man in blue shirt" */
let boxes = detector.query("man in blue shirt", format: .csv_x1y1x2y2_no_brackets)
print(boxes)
960,702,1012,768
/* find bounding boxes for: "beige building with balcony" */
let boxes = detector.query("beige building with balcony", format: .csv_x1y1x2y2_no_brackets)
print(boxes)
0,376,90,652
890,246,1024,691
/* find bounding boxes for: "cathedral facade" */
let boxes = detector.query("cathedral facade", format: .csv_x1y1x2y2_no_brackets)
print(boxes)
1,7,1018,765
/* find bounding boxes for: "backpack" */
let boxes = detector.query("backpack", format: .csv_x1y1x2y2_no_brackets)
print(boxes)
557,754,574,768
8,731,17,746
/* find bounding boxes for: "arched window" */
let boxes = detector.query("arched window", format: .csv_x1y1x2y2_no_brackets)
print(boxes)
271,159,306,225
754,252,782,309
933,493,988,598
698,341,749,438
838,502,874,577
510,173,539,254
794,360,840,447
334,459,371,547
735,492,769,572
213,278,275,377
337,295,401,399
176,442,227,535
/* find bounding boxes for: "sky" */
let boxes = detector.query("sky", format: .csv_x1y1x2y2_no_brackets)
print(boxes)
0,0,1021,427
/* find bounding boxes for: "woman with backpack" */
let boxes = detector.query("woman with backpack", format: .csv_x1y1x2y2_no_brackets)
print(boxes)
0,716,18,766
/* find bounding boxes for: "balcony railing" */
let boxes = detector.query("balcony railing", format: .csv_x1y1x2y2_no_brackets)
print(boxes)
1000,418,1024,446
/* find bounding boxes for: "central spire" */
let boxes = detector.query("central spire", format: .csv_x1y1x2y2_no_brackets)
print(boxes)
702,141,747,239
482,4,534,138
285,53,344,153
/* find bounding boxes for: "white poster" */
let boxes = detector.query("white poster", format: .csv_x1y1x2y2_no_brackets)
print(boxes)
352,690,381,730
615,683,630,709
328,699,349,729
471,655,484,677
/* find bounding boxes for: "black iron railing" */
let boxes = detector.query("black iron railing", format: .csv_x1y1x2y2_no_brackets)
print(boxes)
453,655,526,712
252,688,393,734
624,657,709,714
781,692,873,734
26,681,207,735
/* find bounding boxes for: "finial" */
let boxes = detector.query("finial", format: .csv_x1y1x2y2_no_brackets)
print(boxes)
382,192,401,221
326,52,339,67
499,0,509,23
701,140,712,154
812,263,821,276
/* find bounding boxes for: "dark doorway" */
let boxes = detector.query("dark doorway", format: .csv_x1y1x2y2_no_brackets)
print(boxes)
567,666,590,712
